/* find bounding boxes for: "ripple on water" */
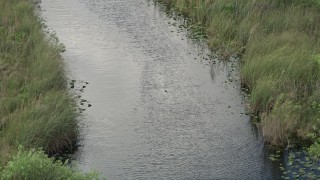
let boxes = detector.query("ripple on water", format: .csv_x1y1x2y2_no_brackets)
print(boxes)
41,0,281,179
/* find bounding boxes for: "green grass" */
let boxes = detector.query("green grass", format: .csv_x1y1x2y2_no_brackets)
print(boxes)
1,147,100,179
0,0,84,175
159,0,320,149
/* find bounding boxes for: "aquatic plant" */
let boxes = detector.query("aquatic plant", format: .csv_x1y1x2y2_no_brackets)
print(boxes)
269,149,320,179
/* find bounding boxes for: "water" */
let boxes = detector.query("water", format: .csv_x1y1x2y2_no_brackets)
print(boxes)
41,0,281,179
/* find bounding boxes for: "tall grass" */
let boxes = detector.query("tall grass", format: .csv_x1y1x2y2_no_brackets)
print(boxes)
159,0,320,148
0,0,78,167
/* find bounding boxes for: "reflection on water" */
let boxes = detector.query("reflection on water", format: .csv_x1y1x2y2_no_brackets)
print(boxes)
41,0,281,179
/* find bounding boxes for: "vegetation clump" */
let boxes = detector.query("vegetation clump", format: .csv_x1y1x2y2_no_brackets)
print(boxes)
157,0,320,152
1,147,100,180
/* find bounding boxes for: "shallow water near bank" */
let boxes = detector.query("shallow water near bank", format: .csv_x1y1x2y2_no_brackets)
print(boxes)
41,0,281,179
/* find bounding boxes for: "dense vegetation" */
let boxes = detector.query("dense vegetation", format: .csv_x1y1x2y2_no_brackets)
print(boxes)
1,147,99,179
0,0,97,178
158,0,320,152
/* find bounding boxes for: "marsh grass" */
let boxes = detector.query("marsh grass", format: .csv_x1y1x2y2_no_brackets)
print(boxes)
0,0,79,166
158,0,320,149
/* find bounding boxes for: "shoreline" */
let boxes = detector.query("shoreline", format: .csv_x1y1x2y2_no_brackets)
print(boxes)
156,0,320,151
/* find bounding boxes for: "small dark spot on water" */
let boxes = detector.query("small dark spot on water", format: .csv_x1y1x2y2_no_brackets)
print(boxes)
165,90,168,92
88,104,92,107
228,106,231,108
79,108,86,113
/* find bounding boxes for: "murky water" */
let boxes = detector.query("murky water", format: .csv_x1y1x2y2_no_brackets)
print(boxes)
41,0,281,179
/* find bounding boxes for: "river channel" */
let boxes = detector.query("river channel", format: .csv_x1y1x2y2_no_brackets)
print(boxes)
41,0,281,179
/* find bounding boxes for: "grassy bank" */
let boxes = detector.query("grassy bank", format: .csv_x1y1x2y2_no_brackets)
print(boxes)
0,0,94,177
158,0,320,150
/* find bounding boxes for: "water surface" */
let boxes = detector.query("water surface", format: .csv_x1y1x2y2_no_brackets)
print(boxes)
41,0,280,179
